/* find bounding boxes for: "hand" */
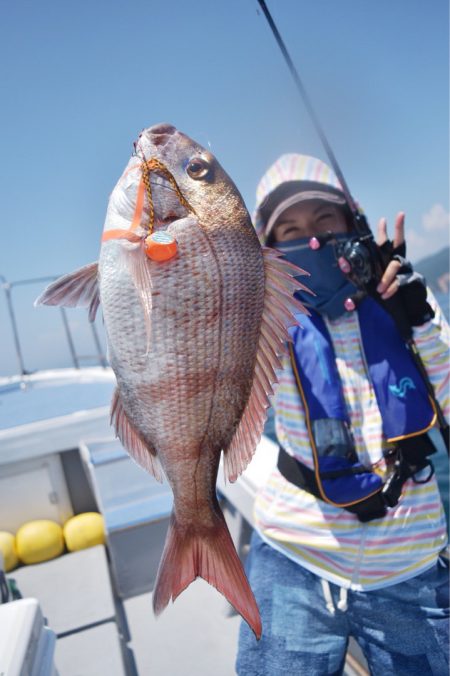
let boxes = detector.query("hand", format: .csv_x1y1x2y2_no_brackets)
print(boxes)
376,212,405,299
374,211,434,326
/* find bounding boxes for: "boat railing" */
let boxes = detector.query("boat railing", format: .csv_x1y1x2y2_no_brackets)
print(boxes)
0,274,108,376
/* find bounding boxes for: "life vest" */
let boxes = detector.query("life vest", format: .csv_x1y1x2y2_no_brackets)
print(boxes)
277,297,438,522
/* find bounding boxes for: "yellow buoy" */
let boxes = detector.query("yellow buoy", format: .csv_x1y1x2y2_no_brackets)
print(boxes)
63,512,105,552
0,531,19,572
16,520,64,565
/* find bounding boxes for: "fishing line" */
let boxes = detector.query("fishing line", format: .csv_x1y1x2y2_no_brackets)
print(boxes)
256,0,357,216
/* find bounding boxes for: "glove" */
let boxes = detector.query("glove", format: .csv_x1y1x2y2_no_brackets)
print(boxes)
377,240,435,328
391,255,435,326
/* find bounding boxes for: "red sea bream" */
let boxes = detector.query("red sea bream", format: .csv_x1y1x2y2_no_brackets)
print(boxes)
36,123,309,638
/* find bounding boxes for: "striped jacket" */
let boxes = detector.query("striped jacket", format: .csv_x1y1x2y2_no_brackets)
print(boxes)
253,154,449,590
254,293,449,589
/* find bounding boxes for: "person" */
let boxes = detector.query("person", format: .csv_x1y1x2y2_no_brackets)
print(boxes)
236,154,449,676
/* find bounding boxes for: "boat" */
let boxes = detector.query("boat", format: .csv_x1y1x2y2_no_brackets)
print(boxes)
5,271,444,675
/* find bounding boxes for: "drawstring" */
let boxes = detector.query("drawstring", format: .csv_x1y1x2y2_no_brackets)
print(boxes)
320,579,336,614
320,579,348,614
337,586,348,611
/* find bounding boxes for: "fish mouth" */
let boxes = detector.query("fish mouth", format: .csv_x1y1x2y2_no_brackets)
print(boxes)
134,125,192,233
147,172,190,231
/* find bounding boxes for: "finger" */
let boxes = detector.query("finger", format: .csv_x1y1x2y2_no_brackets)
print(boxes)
393,212,405,249
380,278,400,300
376,217,388,246
377,260,402,294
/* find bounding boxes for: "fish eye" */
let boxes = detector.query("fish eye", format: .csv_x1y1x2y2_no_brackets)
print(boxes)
186,157,211,180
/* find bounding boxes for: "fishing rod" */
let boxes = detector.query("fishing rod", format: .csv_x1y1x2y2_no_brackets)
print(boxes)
256,0,449,451
256,0,357,217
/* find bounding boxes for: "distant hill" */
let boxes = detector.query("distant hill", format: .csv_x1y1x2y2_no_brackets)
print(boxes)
415,246,449,319
415,246,449,293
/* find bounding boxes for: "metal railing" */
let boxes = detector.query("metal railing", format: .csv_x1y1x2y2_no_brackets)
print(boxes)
0,274,108,375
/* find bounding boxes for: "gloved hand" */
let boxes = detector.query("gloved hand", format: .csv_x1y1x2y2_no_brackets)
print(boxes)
376,213,435,327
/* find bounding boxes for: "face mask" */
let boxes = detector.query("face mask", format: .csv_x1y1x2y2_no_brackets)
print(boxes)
276,235,357,320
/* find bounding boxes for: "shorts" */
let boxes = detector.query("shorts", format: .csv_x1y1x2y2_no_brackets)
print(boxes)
236,532,449,675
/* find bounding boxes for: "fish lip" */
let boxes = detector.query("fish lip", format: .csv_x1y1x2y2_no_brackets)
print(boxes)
157,215,193,233
137,123,177,149
153,213,188,231
147,122,177,136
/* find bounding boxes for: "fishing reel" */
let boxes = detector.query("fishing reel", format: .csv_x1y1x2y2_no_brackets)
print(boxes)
309,220,434,330
309,227,376,312
334,235,373,286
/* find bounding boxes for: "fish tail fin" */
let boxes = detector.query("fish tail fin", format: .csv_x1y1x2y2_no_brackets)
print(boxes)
153,511,262,640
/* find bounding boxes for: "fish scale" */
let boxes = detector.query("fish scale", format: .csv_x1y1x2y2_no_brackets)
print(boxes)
100,219,264,508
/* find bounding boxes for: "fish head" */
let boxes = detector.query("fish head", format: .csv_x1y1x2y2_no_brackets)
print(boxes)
101,122,258,271
131,123,250,234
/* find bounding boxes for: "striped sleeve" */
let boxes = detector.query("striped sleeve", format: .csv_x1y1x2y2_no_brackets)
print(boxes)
412,289,450,423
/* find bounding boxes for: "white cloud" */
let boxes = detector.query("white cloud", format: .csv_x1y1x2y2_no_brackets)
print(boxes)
407,204,450,262
422,203,450,232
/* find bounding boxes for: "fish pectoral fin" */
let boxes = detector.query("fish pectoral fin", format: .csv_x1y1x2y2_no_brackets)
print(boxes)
34,262,100,322
223,248,310,483
153,511,262,640
125,245,152,352
110,388,163,482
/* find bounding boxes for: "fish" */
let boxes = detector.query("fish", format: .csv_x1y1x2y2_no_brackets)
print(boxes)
35,123,310,639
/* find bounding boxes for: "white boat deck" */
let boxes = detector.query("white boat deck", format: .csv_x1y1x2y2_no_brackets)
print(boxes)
0,368,116,463
124,581,242,676
9,544,242,675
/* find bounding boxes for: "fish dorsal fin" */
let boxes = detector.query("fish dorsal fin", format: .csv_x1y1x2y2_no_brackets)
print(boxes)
223,248,309,482
34,262,100,322
110,388,163,482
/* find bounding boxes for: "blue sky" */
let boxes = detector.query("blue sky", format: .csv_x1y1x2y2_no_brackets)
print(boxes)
0,0,448,376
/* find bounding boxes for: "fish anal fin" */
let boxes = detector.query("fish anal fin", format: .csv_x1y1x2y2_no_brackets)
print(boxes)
223,247,310,483
110,388,163,482
153,511,262,640
34,262,100,322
